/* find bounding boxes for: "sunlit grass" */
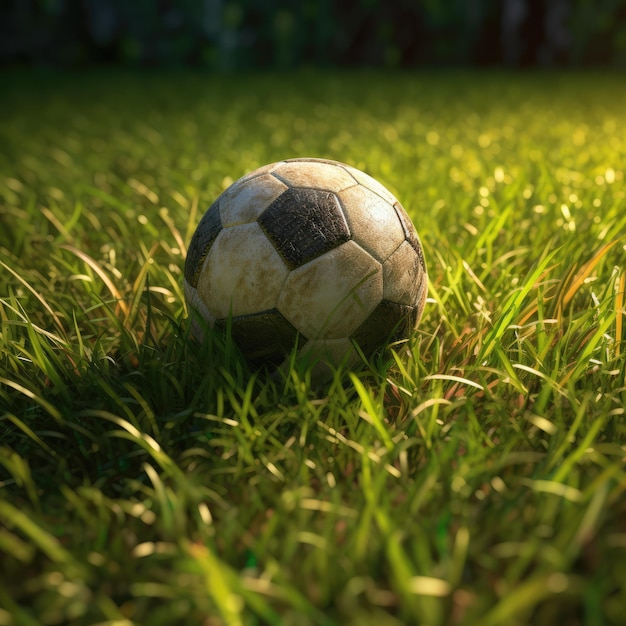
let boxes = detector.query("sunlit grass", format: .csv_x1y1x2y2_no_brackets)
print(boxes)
1,69,625,625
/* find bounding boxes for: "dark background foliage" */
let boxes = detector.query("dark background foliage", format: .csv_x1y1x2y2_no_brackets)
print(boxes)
2,0,626,69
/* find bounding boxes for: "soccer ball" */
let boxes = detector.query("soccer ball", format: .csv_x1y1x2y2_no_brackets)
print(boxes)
183,157,427,372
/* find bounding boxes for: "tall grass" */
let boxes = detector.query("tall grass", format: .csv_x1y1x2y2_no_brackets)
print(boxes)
1,70,625,625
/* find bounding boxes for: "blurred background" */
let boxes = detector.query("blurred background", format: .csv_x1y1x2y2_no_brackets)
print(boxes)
2,0,626,70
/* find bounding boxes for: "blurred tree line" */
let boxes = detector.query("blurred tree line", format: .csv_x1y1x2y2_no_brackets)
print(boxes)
2,0,626,68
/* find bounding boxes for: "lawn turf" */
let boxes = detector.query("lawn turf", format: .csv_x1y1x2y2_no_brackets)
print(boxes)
1,69,625,625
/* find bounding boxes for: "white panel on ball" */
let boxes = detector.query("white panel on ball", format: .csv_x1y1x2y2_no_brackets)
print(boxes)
383,240,425,307
183,281,215,339
236,161,283,185
343,164,398,205
218,174,289,228
272,160,357,192
339,184,405,262
277,240,382,340
198,223,289,319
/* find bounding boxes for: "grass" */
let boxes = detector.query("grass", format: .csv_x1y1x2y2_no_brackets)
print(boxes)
0,68,625,625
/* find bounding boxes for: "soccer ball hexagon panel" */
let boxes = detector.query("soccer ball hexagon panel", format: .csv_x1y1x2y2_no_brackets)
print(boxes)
184,157,428,369
198,223,289,319
277,240,383,340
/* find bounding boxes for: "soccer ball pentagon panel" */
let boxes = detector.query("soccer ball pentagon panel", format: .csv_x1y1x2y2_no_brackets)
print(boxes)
183,157,428,371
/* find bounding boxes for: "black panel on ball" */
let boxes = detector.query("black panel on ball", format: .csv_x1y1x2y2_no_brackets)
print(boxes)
393,203,427,273
351,300,417,356
258,188,351,270
184,204,223,288
215,308,303,366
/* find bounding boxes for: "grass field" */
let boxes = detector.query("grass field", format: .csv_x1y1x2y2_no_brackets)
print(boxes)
1,69,625,626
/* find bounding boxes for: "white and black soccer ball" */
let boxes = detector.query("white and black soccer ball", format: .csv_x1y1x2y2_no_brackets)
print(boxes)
183,157,427,371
